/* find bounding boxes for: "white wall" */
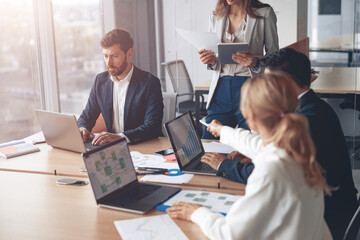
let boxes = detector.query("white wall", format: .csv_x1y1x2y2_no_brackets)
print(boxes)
161,0,216,91
161,0,306,90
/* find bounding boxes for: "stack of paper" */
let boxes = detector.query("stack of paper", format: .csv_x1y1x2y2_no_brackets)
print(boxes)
130,151,194,184
0,140,39,159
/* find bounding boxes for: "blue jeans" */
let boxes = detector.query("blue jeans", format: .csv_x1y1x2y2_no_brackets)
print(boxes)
202,76,249,139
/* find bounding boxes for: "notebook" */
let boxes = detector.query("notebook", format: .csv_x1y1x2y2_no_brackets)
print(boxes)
82,138,181,214
165,112,217,176
34,109,98,153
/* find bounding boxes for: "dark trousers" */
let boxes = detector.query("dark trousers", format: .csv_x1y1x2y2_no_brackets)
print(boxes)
202,76,249,139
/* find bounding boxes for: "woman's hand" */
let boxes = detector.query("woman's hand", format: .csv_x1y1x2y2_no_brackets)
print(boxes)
199,49,216,66
207,120,223,138
232,52,257,67
166,202,202,221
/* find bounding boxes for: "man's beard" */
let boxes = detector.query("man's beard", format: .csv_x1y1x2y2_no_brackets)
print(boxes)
108,59,128,77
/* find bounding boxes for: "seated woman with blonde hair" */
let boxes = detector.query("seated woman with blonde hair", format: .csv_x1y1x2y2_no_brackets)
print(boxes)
167,73,332,240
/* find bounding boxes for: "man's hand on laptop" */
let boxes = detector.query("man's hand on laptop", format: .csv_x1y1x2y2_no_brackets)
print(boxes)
201,153,226,170
79,128,94,142
207,120,223,138
92,132,122,146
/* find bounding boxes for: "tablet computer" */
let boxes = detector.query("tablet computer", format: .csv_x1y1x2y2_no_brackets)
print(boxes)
218,43,248,64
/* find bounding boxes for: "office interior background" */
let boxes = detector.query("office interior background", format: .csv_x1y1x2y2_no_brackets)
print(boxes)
1,0,359,183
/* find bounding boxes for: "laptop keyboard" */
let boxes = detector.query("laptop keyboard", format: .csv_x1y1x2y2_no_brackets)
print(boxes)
193,163,216,173
85,141,97,151
111,184,161,207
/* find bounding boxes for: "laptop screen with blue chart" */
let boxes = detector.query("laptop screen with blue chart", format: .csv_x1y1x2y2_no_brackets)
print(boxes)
165,112,216,175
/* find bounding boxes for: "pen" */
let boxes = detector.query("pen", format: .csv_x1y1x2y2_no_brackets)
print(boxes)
136,171,167,175
137,167,168,172
199,120,208,127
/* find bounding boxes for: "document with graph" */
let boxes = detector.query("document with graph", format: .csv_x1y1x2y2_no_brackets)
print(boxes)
157,190,242,215
114,215,188,240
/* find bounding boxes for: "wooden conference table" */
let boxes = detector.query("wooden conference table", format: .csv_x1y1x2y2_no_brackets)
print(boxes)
0,134,246,239
0,171,229,240
0,133,244,193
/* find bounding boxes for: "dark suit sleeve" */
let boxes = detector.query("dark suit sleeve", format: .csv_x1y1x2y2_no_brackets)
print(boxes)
217,158,255,184
123,76,163,143
77,78,101,132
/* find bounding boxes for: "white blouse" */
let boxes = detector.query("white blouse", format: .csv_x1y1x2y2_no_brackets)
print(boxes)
190,126,332,240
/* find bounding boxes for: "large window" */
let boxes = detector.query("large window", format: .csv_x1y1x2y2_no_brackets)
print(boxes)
0,0,41,142
52,0,104,115
308,0,360,170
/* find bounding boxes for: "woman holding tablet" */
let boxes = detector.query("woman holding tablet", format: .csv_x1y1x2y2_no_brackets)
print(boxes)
167,73,332,240
200,0,278,139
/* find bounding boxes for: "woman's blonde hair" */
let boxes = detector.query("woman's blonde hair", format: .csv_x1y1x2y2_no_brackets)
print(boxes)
214,0,270,19
241,73,330,194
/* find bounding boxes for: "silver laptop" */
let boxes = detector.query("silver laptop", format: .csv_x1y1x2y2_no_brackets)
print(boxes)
82,138,181,214
165,112,217,176
34,109,98,153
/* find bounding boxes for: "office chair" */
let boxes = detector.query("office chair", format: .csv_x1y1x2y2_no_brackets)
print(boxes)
343,205,360,240
162,92,177,136
162,60,206,117
339,96,360,164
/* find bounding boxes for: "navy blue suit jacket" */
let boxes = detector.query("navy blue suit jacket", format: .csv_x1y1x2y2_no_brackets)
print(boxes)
77,66,163,144
217,89,358,239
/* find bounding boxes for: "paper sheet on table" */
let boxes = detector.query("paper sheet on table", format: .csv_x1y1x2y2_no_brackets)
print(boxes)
160,190,242,214
114,215,188,240
140,173,194,184
130,151,179,169
203,142,236,154
175,27,219,53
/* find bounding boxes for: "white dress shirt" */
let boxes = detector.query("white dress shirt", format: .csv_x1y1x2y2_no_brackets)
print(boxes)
110,64,134,142
220,15,250,77
190,126,332,240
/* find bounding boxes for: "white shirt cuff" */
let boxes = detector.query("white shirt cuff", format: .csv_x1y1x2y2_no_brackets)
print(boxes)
118,133,130,143
190,207,214,224
219,126,235,145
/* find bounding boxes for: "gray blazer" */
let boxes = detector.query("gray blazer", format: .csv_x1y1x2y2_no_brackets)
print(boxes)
206,6,279,109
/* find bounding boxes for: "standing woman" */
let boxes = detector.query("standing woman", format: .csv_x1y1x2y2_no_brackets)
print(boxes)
167,73,332,240
200,0,279,139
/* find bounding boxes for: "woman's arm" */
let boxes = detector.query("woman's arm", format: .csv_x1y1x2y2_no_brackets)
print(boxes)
220,126,262,159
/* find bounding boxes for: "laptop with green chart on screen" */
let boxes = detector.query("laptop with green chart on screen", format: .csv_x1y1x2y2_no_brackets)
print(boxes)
165,112,217,176
82,138,181,214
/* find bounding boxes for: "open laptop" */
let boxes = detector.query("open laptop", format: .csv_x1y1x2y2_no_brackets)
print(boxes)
165,112,217,176
34,109,98,153
82,138,181,214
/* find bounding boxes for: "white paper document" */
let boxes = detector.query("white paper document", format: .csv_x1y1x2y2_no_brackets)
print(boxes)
114,215,188,240
175,27,219,53
203,142,236,154
140,173,194,184
130,151,179,169
161,190,242,214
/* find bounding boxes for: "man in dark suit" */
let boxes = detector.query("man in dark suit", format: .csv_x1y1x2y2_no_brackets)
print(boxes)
202,48,358,239
78,29,163,144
